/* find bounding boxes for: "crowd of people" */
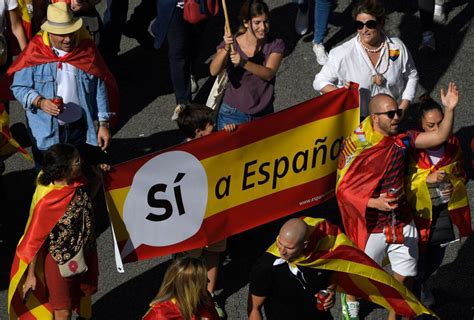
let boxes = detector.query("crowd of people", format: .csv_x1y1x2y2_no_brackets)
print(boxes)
0,0,471,319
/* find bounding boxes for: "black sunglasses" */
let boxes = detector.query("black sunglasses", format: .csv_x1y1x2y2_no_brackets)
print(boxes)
374,109,403,119
354,20,378,30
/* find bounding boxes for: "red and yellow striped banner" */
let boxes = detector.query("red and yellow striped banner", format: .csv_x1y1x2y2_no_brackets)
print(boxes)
267,217,436,318
104,86,360,266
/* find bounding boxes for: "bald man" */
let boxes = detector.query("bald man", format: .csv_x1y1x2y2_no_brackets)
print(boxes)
336,84,459,320
248,218,336,320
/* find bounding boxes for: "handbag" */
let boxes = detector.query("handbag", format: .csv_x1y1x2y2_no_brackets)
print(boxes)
58,191,88,278
0,33,8,67
206,70,228,110
183,0,219,24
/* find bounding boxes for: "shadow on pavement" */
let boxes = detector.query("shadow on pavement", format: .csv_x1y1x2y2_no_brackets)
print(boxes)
92,259,172,319
430,234,474,319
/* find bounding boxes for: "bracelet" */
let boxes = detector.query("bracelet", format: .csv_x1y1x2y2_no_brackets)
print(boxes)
99,121,110,129
36,97,44,109
224,46,230,52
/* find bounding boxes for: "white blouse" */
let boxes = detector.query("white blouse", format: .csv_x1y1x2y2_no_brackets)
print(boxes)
313,35,418,117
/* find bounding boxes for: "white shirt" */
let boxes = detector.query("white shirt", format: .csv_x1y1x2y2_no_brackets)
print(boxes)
313,35,418,117
54,48,83,125
0,0,18,33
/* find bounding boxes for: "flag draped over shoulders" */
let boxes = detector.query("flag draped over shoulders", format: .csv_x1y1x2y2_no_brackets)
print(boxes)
7,179,92,320
267,217,436,318
405,135,472,246
335,117,397,249
1,28,119,125
0,102,31,160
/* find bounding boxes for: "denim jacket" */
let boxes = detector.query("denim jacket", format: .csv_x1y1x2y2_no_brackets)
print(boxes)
11,62,111,150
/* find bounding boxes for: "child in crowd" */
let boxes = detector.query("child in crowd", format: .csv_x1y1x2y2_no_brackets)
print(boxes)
176,103,235,318
177,103,236,141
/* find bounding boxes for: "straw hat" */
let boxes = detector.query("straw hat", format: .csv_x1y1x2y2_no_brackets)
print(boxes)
41,2,83,35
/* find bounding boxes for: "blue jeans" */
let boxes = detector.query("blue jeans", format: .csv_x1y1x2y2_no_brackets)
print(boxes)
294,0,332,44
217,103,274,131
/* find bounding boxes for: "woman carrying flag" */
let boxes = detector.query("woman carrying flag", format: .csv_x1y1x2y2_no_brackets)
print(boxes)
405,94,472,307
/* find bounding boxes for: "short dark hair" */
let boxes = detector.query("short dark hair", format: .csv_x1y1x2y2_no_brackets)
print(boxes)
38,143,78,185
412,94,444,126
352,0,386,27
177,104,215,139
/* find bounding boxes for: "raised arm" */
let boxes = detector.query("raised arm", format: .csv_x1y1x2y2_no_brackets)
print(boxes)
209,28,233,76
414,82,458,149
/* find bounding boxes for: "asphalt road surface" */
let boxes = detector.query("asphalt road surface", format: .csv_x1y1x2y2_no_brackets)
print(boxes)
1,0,473,319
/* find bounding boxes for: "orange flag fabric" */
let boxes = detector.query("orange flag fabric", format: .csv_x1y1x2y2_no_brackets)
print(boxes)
405,135,472,247
266,217,437,318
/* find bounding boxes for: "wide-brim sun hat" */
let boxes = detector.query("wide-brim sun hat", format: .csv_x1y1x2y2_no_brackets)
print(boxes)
41,2,83,35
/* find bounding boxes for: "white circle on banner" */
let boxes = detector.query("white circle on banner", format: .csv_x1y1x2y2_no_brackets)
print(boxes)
123,151,208,247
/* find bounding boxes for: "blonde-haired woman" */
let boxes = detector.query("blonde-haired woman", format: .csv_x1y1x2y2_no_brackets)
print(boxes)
143,257,220,320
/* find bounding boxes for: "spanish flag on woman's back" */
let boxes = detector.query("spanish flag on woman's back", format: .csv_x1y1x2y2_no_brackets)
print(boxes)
267,217,436,318
405,135,472,247
7,180,91,320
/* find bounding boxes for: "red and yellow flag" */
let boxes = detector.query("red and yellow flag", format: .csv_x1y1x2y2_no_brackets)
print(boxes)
405,135,472,246
7,179,92,320
267,217,436,318
105,86,360,268
0,102,32,160
335,116,405,249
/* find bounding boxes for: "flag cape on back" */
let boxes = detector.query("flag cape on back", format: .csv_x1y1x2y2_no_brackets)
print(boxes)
267,217,436,318
405,135,472,247
7,178,92,320
0,102,32,160
1,28,119,125
104,85,360,270
335,117,411,250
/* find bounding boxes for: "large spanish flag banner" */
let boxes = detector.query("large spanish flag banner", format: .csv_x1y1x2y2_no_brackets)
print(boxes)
405,135,472,247
104,85,360,270
267,217,436,318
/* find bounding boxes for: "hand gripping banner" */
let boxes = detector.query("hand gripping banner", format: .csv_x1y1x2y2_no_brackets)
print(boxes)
104,85,360,271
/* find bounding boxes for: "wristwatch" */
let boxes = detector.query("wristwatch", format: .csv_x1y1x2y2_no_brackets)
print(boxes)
99,121,110,129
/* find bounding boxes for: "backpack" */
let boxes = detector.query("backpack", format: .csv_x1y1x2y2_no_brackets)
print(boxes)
183,0,219,24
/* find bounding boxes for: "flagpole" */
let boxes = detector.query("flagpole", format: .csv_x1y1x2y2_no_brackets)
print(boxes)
221,0,234,52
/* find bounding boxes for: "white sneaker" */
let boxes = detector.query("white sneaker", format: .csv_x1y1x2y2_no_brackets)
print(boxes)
294,7,309,35
190,75,198,94
171,104,185,121
313,43,328,66
434,4,446,23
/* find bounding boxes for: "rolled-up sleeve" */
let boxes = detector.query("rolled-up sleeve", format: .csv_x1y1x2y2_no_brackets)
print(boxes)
95,78,111,121
401,50,418,102
313,50,340,92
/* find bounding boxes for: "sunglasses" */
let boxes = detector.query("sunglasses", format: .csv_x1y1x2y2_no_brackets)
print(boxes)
354,20,378,30
374,109,403,119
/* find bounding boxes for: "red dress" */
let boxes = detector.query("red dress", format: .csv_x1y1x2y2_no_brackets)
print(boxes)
143,300,220,320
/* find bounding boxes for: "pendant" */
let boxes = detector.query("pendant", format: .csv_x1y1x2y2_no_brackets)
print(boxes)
372,73,384,86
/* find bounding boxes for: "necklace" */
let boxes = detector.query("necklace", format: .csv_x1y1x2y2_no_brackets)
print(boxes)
359,37,385,53
368,40,390,86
